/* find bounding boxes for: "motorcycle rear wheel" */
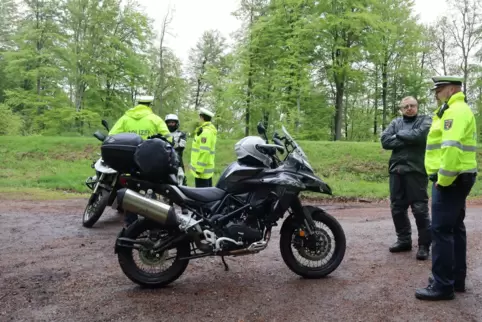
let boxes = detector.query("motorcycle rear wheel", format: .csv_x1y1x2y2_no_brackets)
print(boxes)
279,205,346,278
117,219,191,288
82,189,109,228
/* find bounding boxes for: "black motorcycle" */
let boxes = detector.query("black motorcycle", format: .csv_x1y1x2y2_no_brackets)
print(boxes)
113,122,346,287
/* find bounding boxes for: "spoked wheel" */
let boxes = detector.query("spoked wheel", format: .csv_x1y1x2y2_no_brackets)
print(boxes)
280,205,346,278
82,189,109,228
117,219,191,288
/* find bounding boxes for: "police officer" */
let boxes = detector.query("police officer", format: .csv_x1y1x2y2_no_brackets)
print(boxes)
109,95,172,227
109,95,171,140
380,96,432,260
415,76,477,301
165,114,188,186
190,108,217,187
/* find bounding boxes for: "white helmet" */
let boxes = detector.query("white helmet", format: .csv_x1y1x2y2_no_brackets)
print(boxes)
136,95,154,105
234,136,271,168
165,114,180,132
165,114,179,122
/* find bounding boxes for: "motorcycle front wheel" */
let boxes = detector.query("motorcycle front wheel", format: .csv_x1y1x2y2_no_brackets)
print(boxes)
82,189,109,228
117,219,191,288
279,205,346,278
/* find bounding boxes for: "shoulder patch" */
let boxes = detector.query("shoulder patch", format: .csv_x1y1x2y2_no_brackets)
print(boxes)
201,137,207,143
444,119,453,130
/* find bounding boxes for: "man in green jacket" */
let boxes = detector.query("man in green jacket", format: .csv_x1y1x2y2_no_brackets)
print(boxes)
109,95,171,227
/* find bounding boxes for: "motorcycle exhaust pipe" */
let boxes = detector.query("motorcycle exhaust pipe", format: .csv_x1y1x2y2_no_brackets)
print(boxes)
116,188,179,227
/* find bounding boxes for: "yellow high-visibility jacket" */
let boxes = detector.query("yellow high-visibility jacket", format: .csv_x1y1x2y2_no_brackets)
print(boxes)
109,105,172,143
425,92,477,186
190,121,217,179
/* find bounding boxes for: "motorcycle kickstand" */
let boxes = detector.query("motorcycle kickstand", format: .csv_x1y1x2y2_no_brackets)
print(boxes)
221,256,229,271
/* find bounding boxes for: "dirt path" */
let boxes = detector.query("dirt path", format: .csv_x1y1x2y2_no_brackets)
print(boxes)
1,198,482,322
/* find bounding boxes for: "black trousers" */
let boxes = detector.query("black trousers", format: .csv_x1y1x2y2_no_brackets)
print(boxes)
389,172,431,246
431,173,476,292
195,178,212,187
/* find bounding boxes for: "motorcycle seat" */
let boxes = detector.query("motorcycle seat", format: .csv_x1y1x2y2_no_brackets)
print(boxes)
178,186,226,203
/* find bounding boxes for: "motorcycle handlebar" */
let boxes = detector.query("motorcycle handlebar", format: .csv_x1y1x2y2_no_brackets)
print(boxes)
256,143,285,155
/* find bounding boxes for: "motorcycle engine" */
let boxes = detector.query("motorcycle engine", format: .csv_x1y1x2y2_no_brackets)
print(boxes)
213,193,273,251
223,220,263,245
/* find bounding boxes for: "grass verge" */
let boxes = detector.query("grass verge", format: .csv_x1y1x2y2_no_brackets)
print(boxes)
1,135,482,201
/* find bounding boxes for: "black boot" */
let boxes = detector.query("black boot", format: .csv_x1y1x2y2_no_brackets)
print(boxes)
416,245,430,260
415,284,455,301
389,240,412,253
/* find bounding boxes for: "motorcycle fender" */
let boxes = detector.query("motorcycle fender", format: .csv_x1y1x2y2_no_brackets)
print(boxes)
94,158,117,174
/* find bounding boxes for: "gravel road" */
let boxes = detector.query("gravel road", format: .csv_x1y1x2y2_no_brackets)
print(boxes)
1,198,481,321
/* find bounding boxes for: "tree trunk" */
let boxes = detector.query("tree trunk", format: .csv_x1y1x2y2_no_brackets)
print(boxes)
334,81,344,140
381,59,388,130
373,64,379,135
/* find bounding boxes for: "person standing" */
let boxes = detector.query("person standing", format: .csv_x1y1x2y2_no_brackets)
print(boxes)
380,96,432,260
415,76,477,301
165,114,188,186
190,108,217,187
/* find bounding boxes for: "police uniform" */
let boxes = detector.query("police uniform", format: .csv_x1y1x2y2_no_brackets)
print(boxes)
190,108,217,187
109,96,171,142
415,76,477,301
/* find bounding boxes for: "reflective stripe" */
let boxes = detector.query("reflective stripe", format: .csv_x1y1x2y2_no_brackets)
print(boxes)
441,140,476,151
191,148,199,152
426,144,441,150
439,168,478,177
200,146,215,155
190,165,214,174
197,161,207,167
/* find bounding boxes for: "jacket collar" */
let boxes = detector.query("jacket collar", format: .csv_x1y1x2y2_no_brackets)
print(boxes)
447,91,465,106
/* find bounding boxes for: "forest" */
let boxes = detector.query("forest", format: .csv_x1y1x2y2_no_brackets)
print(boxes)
1,0,481,141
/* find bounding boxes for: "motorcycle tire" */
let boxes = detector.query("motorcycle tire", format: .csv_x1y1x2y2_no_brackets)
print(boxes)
82,189,109,228
117,219,191,288
279,205,346,279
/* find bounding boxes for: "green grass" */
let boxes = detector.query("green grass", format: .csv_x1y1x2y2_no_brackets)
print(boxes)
1,135,482,200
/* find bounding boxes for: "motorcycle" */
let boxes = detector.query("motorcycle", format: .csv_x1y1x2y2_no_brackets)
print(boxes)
113,121,347,288
83,121,186,228
82,120,122,228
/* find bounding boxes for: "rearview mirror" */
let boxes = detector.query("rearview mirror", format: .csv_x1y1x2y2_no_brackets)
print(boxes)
101,119,110,132
257,121,266,135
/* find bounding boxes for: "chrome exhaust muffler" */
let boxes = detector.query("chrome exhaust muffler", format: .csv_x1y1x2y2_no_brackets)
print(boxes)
116,188,179,227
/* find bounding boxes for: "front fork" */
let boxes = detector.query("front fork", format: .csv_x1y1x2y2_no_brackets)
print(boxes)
290,197,316,235
92,173,106,194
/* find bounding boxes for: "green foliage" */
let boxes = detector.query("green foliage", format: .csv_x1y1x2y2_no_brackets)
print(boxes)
0,0,481,143
0,104,23,135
